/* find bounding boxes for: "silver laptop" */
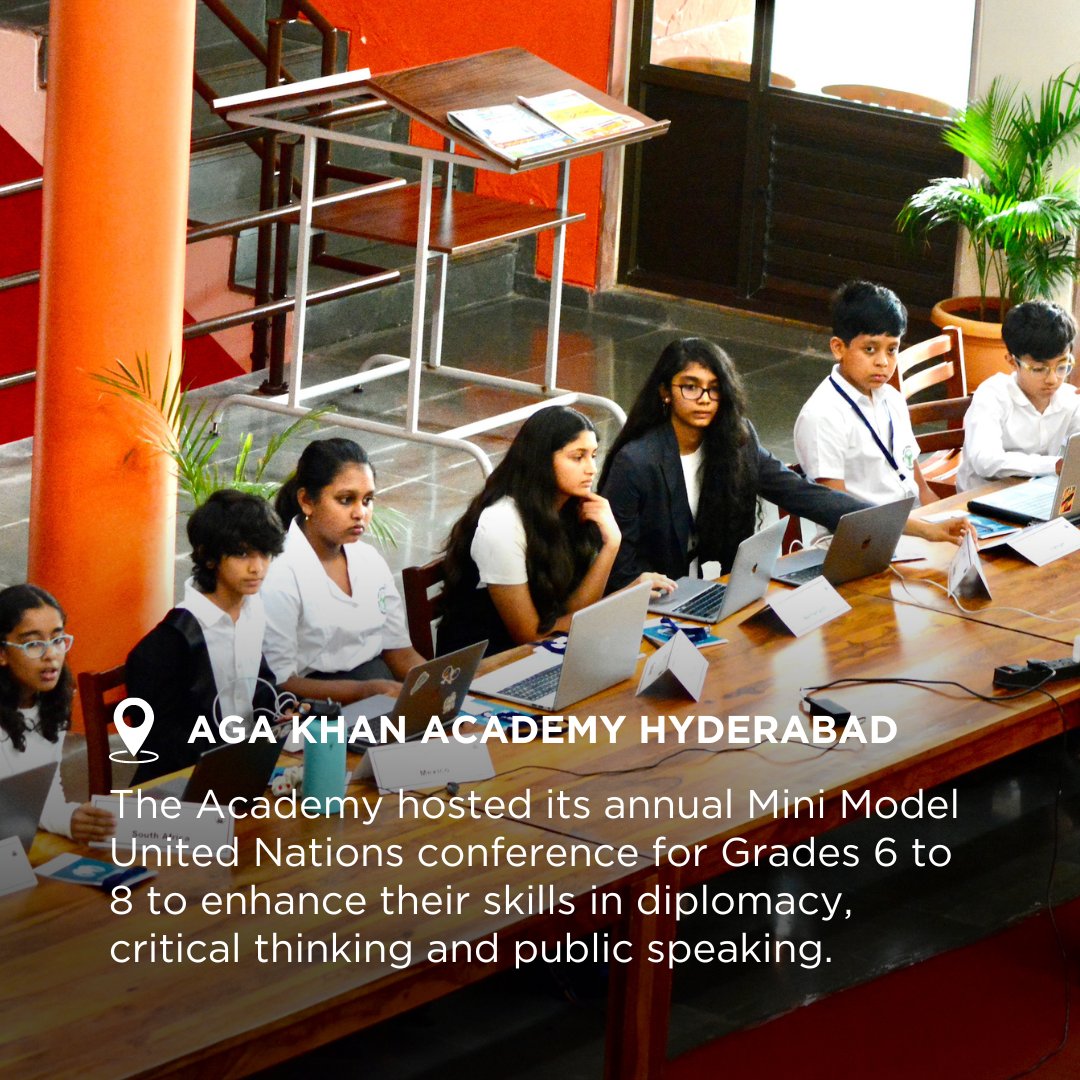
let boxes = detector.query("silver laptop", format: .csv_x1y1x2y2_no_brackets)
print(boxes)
968,431,1080,525
772,495,915,587
470,582,651,710
0,761,58,853
648,518,786,623
343,641,488,745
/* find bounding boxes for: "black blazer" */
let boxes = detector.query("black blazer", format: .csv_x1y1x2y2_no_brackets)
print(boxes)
600,422,869,590
127,609,277,784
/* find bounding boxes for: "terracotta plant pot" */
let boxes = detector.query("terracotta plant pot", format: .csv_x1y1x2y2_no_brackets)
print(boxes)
930,296,1009,390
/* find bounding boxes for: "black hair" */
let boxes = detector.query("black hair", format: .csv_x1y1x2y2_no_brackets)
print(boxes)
188,490,286,593
830,281,908,343
0,584,73,752
1002,299,1077,361
443,406,601,634
598,338,757,568
275,438,373,526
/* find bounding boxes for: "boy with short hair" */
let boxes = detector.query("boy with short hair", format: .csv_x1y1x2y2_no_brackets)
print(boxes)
127,489,286,782
794,281,949,536
957,299,1079,490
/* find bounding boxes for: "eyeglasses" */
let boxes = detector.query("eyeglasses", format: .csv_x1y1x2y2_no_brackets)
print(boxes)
672,382,722,402
1014,354,1075,378
1,634,74,660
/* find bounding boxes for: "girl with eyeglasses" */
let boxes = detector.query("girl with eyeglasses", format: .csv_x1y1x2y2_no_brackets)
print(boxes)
438,406,675,657
601,338,968,591
0,584,114,843
598,337,878,591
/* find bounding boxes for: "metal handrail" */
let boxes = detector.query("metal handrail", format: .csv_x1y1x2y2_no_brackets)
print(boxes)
0,371,35,390
0,177,42,199
200,0,298,83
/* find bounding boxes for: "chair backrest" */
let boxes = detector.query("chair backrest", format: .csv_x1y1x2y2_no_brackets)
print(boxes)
892,325,967,401
401,558,446,660
76,665,126,798
778,463,806,553
907,395,973,497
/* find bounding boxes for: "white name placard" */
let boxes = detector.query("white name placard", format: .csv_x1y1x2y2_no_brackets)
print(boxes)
637,628,707,700
767,575,851,637
353,741,495,793
948,531,992,599
90,794,234,850
1002,517,1080,567
0,836,36,896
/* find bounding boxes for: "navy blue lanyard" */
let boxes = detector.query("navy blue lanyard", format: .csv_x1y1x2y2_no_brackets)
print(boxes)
828,377,906,481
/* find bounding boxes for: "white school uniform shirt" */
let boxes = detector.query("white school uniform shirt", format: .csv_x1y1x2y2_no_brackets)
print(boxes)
177,580,266,721
795,366,921,505
0,704,78,838
957,373,1080,491
261,518,411,681
470,496,528,587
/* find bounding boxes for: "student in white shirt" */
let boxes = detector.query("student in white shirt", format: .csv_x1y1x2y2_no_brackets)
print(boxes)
438,406,674,656
262,438,423,705
0,584,114,843
958,300,1079,491
795,281,967,543
127,490,286,782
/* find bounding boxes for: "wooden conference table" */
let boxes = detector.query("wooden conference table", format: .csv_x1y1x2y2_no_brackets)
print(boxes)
2,485,1079,1079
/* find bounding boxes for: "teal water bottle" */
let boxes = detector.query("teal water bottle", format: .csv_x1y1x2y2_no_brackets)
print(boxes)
303,710,347,814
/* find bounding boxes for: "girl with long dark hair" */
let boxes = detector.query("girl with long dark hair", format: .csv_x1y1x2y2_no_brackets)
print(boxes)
438,406,673,656
599,337,965,591
262,438,423,706
0,584,114,842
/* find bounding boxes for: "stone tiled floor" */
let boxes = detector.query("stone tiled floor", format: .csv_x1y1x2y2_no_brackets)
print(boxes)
5,292,1077,1078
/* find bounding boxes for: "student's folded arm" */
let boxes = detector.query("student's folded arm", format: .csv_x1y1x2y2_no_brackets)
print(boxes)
260,578,303,688
600,452,651,591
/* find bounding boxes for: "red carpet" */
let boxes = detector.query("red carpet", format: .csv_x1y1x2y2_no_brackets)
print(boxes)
668,900,1080,1080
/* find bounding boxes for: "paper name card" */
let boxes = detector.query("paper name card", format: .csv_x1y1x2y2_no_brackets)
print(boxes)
1003,517,1080,567
354,741,495,793
637,628,707,700
0,836,36,896
767,576,851,637
90,794,234,850
948,531,992,599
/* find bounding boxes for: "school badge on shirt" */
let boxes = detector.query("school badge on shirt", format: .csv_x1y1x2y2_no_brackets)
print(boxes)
377,585,388,613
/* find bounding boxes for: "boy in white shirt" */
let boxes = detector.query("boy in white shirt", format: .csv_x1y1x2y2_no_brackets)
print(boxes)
795,281,958,541
957,300,1079,491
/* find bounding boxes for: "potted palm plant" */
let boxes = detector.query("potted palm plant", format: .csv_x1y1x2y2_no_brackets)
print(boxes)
94,356,406,544
898,67,1080,386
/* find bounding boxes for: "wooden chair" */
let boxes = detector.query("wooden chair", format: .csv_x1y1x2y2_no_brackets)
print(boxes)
892,326,968,497
401,557,446,660
893,325,967,402
908,395,973,498
778,462,806,553
820,83,956,119
76,664,126,797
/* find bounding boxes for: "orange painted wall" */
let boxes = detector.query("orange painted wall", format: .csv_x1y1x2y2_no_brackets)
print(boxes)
314,0,616,288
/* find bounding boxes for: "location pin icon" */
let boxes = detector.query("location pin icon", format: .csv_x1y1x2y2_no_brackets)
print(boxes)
113,697,155,759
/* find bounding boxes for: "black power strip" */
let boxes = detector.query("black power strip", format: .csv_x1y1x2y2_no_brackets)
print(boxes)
993,657,1080,689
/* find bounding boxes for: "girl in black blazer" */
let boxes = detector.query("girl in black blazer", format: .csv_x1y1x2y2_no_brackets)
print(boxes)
599,338,967,592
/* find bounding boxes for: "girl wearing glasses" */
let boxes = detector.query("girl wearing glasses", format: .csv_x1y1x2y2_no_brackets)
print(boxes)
438,406,674,657
598,337,876,591
0,584,114,843
601,338,968,590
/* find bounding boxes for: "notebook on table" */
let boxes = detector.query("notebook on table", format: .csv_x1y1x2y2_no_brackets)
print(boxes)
647,517,786,623
772,496,914,587
342,641,488,746
470,582,651,710
968,432,1080,525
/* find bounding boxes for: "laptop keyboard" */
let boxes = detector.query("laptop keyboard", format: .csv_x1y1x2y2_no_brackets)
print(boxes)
780,564,824,586
499,664,562,702
670,582,727,621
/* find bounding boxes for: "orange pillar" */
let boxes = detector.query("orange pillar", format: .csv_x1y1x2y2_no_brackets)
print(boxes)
29,1,195,696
